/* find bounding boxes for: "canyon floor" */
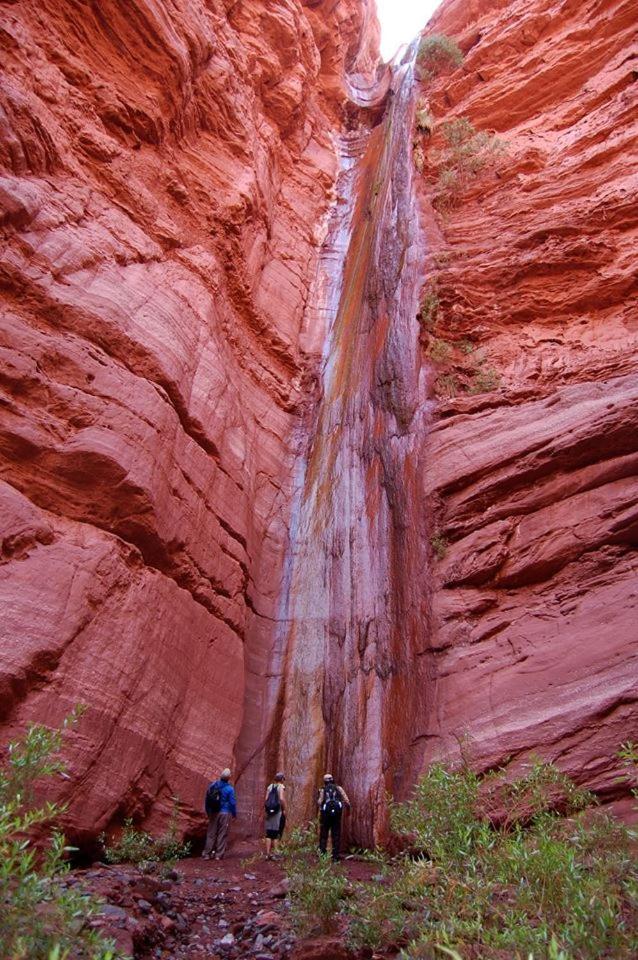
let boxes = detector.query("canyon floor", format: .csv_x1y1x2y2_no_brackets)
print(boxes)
71,843,380,960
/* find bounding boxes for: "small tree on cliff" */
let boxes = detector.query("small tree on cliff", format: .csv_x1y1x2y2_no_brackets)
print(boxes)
434,116,507,209
417,34,464,80
0,709,118,959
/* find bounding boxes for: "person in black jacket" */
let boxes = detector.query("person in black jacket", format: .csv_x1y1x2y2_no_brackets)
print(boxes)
317,773,350,862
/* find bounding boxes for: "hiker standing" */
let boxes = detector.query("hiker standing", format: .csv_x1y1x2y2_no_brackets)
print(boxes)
264,772,287,859
202,767,237,860
317,773,350,862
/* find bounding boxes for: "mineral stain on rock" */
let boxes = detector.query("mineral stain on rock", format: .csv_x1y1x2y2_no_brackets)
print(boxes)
0,0,637,854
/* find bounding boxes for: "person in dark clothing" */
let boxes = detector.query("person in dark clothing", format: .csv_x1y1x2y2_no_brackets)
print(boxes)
202,767,237,860
317,773,350,861
264,771,286,860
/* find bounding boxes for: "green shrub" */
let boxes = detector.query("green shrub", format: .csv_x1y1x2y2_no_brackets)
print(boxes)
387,760,638,959
428,337,452,363
484,756,591,828
281,823,348,934
419,284,439,327
348,859,435,950
290,854,348,934
392,762,485,864
101,803,190,868
401,943,464,960
0,711,119,960
415,99,435,135
418,35,464,80
435,117,507,209
619,741,638,801
436,374,459,398
273,766,638,958
467,365,500,394
431,535,448,560
280,820,317,860
291,760,637,958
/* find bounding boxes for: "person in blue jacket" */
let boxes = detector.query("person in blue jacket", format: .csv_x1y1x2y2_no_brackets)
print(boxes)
202,767,237,860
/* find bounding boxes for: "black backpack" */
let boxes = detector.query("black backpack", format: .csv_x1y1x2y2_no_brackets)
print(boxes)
205,781,222,816
321,783,343,819
265,783,280,815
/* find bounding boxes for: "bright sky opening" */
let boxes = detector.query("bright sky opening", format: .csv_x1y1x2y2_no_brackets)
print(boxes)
376,0,444,61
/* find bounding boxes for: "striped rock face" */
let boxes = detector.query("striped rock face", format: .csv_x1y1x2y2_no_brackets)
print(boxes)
0,0,380,847
411,0,638,819
0,0,636,852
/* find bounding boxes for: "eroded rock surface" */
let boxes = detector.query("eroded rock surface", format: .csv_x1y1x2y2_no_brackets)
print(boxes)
414,0,638,807
0,0,380,844
0,0,636,851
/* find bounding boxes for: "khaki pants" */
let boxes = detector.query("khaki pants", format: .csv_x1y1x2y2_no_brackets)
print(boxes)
204,811,232,858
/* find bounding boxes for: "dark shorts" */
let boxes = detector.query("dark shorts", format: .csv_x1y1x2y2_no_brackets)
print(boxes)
265,812,286,840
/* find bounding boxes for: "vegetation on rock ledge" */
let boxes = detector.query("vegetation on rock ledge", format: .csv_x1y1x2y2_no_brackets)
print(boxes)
417,35,464,80
434,117,508,210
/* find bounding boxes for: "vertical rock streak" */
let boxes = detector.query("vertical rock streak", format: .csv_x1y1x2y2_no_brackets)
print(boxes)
278,49,430,844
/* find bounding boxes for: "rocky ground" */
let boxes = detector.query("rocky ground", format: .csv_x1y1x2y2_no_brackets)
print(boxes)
65,842,376,960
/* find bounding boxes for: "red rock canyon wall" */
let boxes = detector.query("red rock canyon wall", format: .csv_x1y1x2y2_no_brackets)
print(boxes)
0,0,636,850
0,0,380,845
413,0,638,817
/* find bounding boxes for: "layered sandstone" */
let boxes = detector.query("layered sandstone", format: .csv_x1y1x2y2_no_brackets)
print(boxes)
413,0,638,810
270,0,637,841
0,0,379,845
0,0,636,853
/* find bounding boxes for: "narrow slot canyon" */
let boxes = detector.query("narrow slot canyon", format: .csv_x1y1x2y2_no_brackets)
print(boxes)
0,0,637,954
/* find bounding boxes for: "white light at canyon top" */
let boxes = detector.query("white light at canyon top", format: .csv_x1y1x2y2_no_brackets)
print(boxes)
376,0,443,61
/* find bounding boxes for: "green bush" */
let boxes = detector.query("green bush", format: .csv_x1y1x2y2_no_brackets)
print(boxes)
290,854,348,934
348,858,440,951
385,760,638,958
415,99,435,135
0,710,119,960
428,337,452,363
418,35,464,80
431,535,448,559
285,760,637,958
401,944,464,960
435,117,507,209
436,374,459,398
419,283,439,328
274,761,638,958
467,365,500,394
281,823,348,934
619,741,638,801
101,804,190,868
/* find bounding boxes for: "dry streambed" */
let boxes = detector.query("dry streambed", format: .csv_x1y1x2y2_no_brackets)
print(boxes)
63,848,381,960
